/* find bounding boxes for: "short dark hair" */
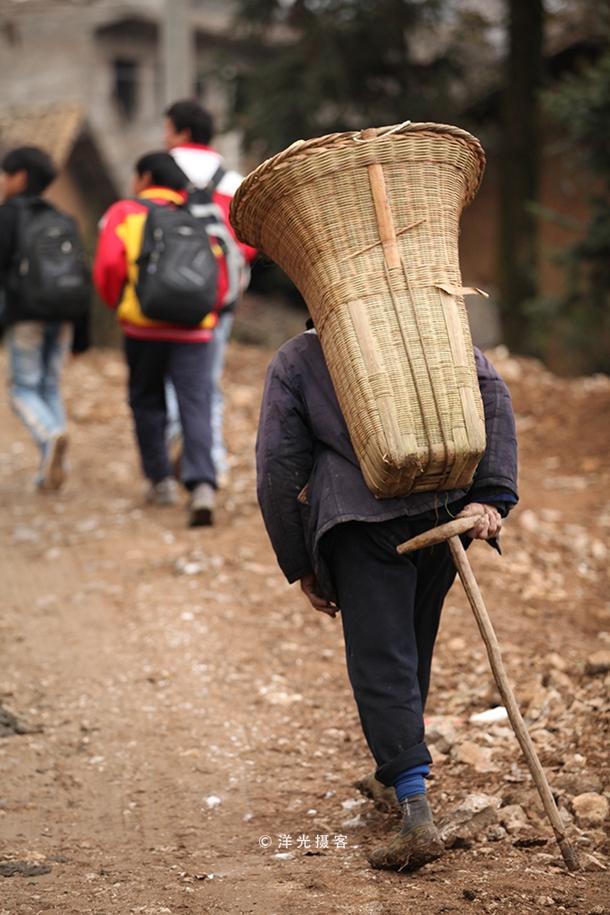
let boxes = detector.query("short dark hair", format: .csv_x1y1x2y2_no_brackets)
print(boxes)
135,152,189,191
1,146,57,194
165,99,215,145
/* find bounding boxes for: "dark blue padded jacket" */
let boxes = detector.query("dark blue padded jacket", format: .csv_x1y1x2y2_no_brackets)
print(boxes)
256,330,518,598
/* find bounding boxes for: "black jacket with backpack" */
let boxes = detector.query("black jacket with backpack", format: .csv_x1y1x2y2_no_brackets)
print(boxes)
0,192,29,323
0,192,91,325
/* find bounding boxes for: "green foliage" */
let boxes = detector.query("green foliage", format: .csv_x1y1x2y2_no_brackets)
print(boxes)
546,51,610,176
536,51,610,372
229,0,458,156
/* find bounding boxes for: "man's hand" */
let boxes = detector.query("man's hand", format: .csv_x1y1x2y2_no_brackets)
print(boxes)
300,573,338,618
457,502,502,540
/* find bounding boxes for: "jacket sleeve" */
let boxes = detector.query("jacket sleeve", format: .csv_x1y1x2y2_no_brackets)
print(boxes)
92,203,128,308
256,350,315,583
469,348,519,507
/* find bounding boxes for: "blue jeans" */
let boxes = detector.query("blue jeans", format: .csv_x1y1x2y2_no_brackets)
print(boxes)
165,310,234,477
7,321,71,458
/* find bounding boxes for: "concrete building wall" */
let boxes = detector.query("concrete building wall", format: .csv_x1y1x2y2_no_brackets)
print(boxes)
0,0,245,194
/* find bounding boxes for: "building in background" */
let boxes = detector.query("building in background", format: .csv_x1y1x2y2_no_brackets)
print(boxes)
0,0,246,194
0,0,252,345
1,0,605,359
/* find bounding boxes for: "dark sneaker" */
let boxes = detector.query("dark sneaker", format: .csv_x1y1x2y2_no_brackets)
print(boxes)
39,433,68,492
368,795,444,872
145,477,179,506
188,483,215,527
355,772,400,814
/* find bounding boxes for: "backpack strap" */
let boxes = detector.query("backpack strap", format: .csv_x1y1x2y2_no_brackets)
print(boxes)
133,196,183,210
133,198,163,267
205,163,226,194
133,197,164,211
185,198,242,308
185,161,225,207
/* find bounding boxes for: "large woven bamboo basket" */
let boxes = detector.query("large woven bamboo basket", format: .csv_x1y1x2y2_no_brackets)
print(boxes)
231,121,487,498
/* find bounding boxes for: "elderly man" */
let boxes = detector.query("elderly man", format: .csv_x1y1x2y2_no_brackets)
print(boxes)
256,324,518,872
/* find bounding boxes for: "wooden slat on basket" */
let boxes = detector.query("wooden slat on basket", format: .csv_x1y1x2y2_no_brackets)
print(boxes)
230,122,487,498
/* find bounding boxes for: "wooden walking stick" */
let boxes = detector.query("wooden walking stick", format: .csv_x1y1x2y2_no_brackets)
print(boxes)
397,516,580,872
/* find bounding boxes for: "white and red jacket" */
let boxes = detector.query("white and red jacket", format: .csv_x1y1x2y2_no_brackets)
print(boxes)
93,187,228,343
169,143,257,268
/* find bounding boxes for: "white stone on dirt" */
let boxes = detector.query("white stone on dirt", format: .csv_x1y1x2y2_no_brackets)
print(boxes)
556,771,603,797
485,823,508,842
175,558,205,576
545,652,568,671
470,706,508,725
452,740,498,772
498,804,529,834
430,744,449,765
205,795,222,809
581,852,608,872
258,686,303,705
341,798,364,810
342,814,364,828
425,716,459,753
571,793,609,827
585,650,610,676
438,793,501,848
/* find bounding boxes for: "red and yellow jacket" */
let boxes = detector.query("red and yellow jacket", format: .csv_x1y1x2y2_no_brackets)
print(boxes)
93,187,228,342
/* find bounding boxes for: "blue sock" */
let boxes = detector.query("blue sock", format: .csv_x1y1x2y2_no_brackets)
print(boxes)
393,764,430,803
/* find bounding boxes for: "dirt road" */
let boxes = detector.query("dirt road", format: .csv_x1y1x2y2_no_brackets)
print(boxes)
0,342,608,914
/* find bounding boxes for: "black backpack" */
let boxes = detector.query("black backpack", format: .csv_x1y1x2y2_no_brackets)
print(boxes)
135,200,219,326
10,198,91,320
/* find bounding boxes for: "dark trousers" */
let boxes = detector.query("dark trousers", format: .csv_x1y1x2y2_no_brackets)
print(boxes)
323,516,459,786
124,336,216,489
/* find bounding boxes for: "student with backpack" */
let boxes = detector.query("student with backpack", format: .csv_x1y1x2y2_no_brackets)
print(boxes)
0,146,90,491
164,99,257,485
93,152,227,527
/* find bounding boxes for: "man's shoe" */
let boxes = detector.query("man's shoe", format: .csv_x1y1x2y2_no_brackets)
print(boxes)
368,795,444,872
39,433,68,492
145,477,179,506
188,483,215,527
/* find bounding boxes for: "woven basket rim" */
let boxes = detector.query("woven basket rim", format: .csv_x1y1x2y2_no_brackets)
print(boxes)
231,121,486,241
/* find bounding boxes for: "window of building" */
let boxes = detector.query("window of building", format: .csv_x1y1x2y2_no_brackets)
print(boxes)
113,58,139,118
194,72,206,99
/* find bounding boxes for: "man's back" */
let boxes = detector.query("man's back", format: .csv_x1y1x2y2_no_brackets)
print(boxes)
256,329,518,592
